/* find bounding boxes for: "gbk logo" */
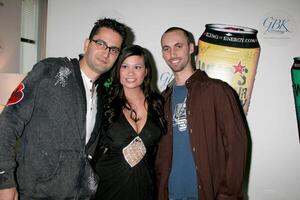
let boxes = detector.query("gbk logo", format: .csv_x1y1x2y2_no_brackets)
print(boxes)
159,71,174,91
260,10,296,40
263,17,290,34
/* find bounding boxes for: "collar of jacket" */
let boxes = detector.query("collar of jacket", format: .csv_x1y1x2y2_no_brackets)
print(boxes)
164,69,209,96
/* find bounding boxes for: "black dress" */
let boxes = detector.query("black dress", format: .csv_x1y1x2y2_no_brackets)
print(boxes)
94,113,162,200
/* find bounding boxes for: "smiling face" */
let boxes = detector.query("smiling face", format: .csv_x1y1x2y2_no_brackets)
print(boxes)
161,30,194,73
119,55,147,91
83,27,123,77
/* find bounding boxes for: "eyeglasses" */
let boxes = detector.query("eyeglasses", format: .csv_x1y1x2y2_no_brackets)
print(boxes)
91,39,121,56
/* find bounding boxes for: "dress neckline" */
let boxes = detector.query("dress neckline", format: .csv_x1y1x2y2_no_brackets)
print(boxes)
122,112,148,135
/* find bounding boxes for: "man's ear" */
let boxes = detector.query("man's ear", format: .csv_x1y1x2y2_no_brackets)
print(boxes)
189,43,195,54
83,39,90,53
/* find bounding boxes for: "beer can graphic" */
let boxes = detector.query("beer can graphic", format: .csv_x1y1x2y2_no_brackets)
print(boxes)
196,24,260,114
291,57,300,135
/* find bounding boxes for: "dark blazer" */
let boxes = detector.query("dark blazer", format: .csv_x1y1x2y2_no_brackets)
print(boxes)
0,57,103,199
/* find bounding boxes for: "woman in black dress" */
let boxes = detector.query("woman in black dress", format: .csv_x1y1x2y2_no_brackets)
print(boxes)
93,45,167,200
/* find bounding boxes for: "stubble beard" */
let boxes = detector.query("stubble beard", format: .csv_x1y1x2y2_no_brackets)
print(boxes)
168,62,186,73
91,57,114,75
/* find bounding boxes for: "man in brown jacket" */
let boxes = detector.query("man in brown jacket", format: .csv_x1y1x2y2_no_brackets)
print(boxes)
155,27,248,200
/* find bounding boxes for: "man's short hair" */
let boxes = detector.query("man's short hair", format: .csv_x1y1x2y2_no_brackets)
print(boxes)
88,18,127,47
163,27,194,44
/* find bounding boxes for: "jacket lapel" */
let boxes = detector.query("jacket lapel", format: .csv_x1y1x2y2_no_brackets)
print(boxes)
68,58,87,144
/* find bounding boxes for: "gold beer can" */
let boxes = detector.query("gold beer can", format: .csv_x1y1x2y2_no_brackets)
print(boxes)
197,24,260,114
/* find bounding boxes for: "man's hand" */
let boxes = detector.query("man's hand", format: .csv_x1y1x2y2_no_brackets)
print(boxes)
0,188,18,200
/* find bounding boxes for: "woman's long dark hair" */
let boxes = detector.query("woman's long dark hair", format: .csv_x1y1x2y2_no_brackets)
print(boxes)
102,45,167,133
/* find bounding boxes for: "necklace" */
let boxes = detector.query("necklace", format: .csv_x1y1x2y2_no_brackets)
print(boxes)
124,104,141,123
130,108,140,122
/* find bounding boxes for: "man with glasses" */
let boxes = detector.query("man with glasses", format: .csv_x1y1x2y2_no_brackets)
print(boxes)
0,18,127,200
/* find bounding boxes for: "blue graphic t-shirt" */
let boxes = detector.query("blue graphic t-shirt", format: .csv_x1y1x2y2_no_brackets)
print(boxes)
168,85,198,200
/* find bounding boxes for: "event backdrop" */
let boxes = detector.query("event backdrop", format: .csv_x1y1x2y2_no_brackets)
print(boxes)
46,0,300,199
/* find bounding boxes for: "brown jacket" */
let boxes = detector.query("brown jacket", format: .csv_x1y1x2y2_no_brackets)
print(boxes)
155,70,248,200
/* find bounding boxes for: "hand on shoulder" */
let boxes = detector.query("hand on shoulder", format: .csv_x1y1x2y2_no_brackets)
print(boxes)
0,187,18,200
0,104,4,113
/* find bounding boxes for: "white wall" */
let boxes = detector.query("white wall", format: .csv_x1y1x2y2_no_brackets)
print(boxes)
47,0,300,199
20,0,39,74
0,0,21,73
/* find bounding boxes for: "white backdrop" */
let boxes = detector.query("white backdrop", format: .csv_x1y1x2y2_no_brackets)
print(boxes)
46,0,300,199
